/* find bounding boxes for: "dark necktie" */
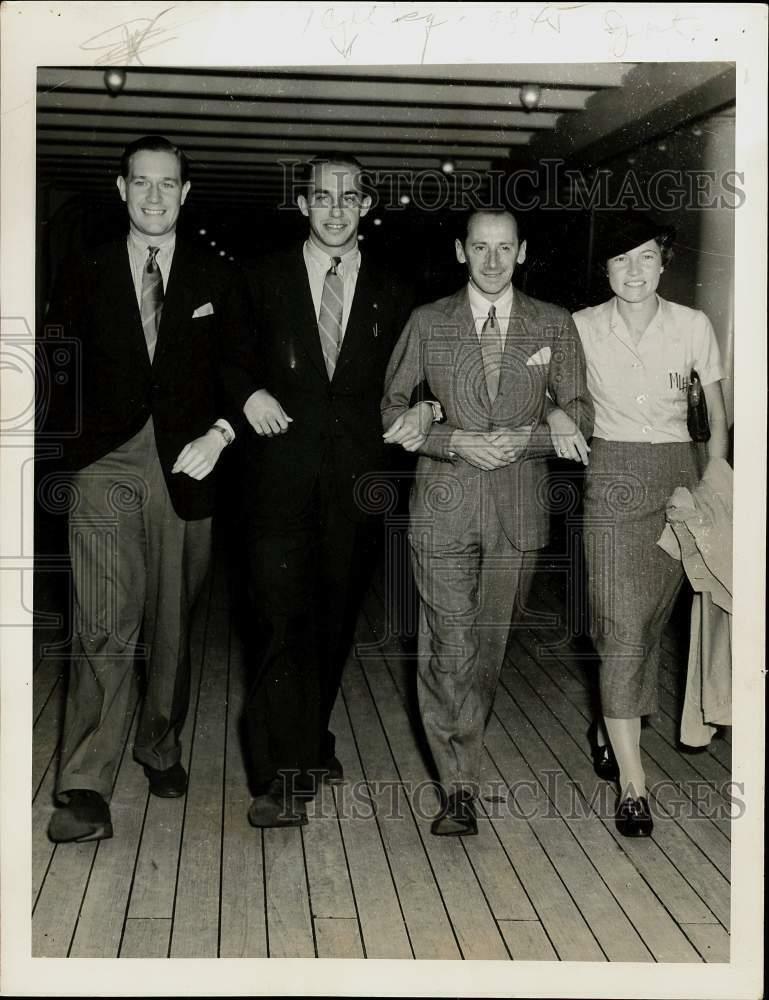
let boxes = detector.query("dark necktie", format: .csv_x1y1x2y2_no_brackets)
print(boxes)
318,256,343,379
480,303,503,401
141,246,163,362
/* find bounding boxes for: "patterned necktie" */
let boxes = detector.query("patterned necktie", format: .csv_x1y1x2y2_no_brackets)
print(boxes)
480,303,503,401
317,256,344,379
141,246,163,363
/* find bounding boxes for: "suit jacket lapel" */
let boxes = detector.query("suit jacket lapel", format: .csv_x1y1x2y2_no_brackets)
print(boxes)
154,240,195,368
333,256,376,379
492,288,537,419
449,288,492,414
107,240,153,376
284,251,328,379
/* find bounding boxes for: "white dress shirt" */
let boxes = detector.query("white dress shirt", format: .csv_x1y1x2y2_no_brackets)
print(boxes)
573,295,724,443
303,239,361,339
467,282,514,346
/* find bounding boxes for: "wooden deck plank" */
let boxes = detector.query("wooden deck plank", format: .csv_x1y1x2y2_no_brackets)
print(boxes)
32,841,96,956
32,692,140,956
126,578,209,921
340,656,462,958
219,630,268,959
494,673,705,961
352,627,518,962
303,782,358,919
32,678,63,800
31,762,58,905
515,624,733,843
332,693,414,959
33,654,64,724
315,917,365,959
487,695,660,963
69,715,149,957
499,920,558,961
170,580,230,958
119,918,171,958
263,827,315,958
505,646,731,930
681,922,731,963
481,720,605,961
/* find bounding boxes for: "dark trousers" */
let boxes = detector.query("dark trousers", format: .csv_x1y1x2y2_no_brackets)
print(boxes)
244,469,377,793
56,419,211,802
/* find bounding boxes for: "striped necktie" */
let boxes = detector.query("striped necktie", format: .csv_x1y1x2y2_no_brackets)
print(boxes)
480,303,503,401
318,256,343,379
141,246,163,362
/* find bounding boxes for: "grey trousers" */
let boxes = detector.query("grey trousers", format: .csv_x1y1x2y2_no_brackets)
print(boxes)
56,419,211,802
409,482,524,795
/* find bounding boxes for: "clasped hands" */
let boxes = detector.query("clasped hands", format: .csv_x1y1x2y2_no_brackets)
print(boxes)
450,427,534,470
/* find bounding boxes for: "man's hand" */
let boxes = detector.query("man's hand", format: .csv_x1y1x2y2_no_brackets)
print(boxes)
244,389,293,436
547,408,590,465
172,430,226,480
485,425,533,463
450,431,519,471
383,402,433,452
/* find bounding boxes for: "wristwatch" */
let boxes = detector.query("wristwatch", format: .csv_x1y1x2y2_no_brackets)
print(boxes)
209,423,234,446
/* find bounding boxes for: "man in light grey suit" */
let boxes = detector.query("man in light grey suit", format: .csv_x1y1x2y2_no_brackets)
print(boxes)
382,208,594,835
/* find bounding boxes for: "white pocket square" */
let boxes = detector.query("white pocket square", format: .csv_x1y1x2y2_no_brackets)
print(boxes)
526,346,551,366
192,302,214,318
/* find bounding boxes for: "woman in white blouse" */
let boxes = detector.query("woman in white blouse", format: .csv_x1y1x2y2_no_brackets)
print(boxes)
549,211,728,837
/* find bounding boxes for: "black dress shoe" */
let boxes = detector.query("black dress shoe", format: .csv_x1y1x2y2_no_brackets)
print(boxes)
431,791,478,837
143,762,187,798
247,792,308,828
616,795,653,838
587,722,620,782
48,790,113,843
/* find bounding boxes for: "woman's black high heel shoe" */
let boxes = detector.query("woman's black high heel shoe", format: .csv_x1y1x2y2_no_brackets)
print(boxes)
587,721,620,782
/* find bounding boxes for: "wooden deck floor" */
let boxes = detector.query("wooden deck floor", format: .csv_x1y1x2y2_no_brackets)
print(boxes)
31,528,732,961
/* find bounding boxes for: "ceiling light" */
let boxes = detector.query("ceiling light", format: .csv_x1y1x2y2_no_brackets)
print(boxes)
519,83,542,111
399,194,411,206
441,159,455,174
103,68,126,95
199,228,207,235
210,241,216,247
373,218,383,226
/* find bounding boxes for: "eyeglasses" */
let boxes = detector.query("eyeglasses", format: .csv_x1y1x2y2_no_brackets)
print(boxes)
308,192,364,209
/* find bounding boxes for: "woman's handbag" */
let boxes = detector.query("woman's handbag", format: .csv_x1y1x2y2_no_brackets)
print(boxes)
687,369,711,443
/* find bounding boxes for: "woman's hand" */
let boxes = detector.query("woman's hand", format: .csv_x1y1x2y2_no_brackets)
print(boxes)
547,407,590,465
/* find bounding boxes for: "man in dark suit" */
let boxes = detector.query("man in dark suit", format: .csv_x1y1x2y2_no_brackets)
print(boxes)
238,154,428,827
41,136,255,842
382,208,593,836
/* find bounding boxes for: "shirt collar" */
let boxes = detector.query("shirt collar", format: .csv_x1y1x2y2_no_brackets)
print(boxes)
128,229,176,255
610,294,663,340
304,238,361,274
467,281,514,322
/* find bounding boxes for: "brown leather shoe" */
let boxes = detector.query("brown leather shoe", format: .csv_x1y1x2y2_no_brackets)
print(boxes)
431,790,478,837
247,792,308,828
48,790,113,843
143,762,187,798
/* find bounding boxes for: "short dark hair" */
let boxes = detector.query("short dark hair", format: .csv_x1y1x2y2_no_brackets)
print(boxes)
456,207,523,243
119,135,190,184
654,230,675,267
298,152,366,191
